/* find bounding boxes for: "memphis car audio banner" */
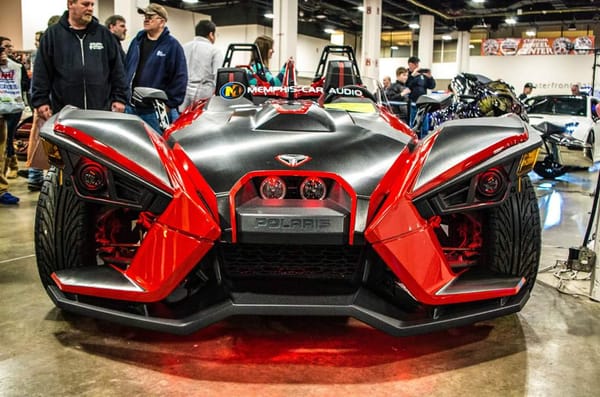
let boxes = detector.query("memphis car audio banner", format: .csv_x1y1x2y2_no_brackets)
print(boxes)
481,36,595,56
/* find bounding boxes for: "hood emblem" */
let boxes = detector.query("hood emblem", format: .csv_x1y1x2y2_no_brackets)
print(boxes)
276,154,312,168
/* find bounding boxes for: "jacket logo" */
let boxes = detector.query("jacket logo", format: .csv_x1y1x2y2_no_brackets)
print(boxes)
220,82,246,99
89,42,104,50
156,50,166,57
276,154,311,168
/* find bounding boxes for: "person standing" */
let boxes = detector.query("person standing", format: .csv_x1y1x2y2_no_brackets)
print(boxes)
0,45,23,204
406,56,435,136
105,14,127,63
518,82,535,101
181,20,223,110
30,0,127,190
386,66,411,123
125,4,187,133
0,36,30,180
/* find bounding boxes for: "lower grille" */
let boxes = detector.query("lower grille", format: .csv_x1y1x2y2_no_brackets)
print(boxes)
219,243,364,280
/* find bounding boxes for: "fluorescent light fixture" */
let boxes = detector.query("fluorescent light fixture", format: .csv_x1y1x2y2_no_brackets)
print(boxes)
315,13,327,20
264,13,274,19
473,0,485,3
182,0,199,3
390,45,399,50
469,44,475,48
525,29,536,37
442,34,452,40
357,6,365,12
409,22,420,29
505,16,517,25
324,28,336,34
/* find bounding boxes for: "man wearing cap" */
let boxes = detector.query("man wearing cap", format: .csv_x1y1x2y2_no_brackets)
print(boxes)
519,82,535,101
406,56,436,137
125,4,187,133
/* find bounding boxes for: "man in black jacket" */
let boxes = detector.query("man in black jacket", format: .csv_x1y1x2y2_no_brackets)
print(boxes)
31,0,127,121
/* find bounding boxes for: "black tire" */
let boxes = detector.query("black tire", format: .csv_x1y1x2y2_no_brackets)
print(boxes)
482,176,541,290
35,167,97,288
586,131,594,162
533,157,567,179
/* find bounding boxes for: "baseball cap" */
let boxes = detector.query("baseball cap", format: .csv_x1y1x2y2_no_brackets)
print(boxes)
137,4,168,21
524,82,536,88
408,56,420,64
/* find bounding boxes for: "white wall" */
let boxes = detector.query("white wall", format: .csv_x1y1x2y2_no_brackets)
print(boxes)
20,0,65,50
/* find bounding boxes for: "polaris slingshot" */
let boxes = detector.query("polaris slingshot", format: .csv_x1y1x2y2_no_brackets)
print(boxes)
35,45,542,336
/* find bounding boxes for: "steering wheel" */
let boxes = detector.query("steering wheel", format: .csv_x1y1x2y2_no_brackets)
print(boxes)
323,85,377,104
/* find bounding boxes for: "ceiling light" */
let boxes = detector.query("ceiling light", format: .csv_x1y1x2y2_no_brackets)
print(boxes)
182,0,198,3
505,16,517,25
264,13,274,19
473,0,485,3
324,28,336,34
525,28,536,37
469,44,475,49
390,45,399,50
568,19,577,30
357,6,365,12
409,22,420,29
442,34,452,40
315,13,327,20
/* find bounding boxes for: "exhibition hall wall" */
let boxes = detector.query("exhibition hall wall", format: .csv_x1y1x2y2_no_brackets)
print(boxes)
1,0,596,96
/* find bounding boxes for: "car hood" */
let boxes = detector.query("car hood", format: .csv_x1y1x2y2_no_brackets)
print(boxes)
169,99,412,196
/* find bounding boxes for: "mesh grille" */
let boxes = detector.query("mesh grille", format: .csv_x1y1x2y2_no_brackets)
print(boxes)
219,244,364,280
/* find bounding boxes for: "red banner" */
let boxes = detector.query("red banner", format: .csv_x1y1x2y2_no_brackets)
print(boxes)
481,36,595,56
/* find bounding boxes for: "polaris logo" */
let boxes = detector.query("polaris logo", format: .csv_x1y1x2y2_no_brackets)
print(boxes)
276,154,311,168
255,217,331,231
220,82,246,99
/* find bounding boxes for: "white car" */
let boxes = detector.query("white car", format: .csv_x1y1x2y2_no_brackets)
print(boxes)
525,94,600,178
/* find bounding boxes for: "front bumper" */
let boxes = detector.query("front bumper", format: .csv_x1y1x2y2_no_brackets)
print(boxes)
47,282,530,336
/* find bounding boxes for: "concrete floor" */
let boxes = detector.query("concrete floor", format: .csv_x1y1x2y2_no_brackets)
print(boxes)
1,164,599,397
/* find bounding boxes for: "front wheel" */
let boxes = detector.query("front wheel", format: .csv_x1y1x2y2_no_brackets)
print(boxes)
483,176,541,290
34,167,96,289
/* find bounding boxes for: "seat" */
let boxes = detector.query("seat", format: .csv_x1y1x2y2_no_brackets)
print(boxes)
323,60,359,92
215,67,253,101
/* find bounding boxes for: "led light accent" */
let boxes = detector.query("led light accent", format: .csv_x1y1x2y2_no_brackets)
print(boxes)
300,177,327,200
78,163,106,192
476,169,505,198
260,176,286,199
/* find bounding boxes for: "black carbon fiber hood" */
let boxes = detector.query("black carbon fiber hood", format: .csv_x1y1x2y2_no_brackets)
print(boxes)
169,98,411,196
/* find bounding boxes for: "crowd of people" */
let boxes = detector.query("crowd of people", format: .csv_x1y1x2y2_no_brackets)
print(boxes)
0,0,289,206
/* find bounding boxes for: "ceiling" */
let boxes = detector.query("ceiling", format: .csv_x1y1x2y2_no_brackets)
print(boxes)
155,0,600,39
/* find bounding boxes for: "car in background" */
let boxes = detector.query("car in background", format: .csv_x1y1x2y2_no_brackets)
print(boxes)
525,94,600,178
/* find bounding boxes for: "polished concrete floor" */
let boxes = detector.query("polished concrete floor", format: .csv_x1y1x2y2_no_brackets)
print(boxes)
1,164,599,397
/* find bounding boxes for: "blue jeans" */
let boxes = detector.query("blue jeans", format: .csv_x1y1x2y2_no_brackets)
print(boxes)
28,168,44,184
125,105,179,135
409,102,430,139
4,112,22,158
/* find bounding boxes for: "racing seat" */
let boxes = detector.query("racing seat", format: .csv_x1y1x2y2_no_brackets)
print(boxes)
215,67,253,101
323,60,359,92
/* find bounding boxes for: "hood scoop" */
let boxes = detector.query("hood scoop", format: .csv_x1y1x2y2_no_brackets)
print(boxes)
254,101,337,132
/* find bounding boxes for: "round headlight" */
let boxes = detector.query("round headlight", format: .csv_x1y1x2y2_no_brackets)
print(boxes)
78,163,106,192
300,177,327,200
476,169,505,198
260,176,286,199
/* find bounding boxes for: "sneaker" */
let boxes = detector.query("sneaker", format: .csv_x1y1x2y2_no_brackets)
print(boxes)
6,169,18,179
28,182,43,192
0,192,20,205
17,169,29,179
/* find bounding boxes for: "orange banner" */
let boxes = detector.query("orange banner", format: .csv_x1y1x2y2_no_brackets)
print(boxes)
481,36,595,56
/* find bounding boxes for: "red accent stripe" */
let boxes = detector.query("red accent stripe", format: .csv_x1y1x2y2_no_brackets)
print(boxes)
338,61,345,88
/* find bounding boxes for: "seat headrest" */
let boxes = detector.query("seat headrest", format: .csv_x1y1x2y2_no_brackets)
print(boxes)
323,60,359,91
215,67,252,100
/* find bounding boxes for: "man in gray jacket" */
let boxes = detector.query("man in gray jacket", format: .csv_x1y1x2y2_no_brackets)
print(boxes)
181,20,224,110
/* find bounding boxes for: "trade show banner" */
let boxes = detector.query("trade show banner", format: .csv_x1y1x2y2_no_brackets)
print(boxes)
481,36,595,56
